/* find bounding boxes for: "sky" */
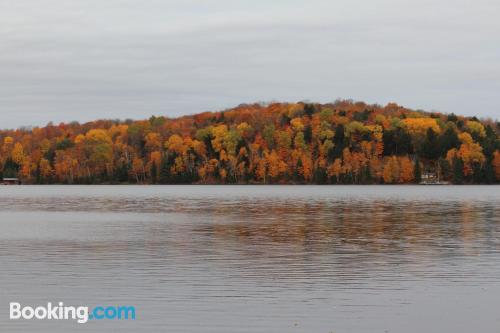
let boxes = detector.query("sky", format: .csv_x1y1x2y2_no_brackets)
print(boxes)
1,0,499,129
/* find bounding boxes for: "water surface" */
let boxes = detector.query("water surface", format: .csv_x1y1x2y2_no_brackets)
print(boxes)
1,185,499,332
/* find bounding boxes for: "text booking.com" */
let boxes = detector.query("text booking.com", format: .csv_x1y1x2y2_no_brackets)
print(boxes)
9,302,136,324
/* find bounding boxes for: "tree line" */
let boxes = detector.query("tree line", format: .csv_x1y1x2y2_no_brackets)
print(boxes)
1,100,499,184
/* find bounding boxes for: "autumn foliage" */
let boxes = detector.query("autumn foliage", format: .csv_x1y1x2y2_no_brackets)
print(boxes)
1,100,499,184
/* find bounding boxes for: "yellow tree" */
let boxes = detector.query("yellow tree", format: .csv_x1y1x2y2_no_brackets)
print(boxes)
255,156,267,183
84,129,113,177
276,130,292,161
54,150,78,183
370,125,384,157
493,151,500,181
210,125,227,152
399,156,414,183
299,153,313,182
20,157,33,180
2,136,14,156
148,151,162,182
145,132,162,152
198,165,208,182
39,158,53,182
166,134,187,155
294,132,307,151
383,156,400,184
341,148,353,176
402,118,441,137
266,150,286,181
457,133,485,176
11,142,25,165
370,157,383,182
327,158,342,181
131,157,145,183
465,121,486,138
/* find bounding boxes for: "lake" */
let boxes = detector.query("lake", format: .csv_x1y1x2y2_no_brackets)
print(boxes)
0,185,499,332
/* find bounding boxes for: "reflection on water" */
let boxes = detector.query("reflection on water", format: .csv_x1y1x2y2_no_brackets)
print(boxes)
0,186,499,333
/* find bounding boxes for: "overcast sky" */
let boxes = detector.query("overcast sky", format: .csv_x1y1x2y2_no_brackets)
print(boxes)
1,0,499,129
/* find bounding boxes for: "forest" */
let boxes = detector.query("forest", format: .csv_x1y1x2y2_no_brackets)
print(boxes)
1,100,499,184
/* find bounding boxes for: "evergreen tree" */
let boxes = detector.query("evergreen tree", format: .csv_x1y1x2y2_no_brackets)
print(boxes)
480,125,498,159
484,159,495,184
362,165,372,183
151,162,158,184
414,157,422,183
304,104,315,117
472,163,484,184
439,158,451,181
295,158,303,182
447,113,458,122
438,127,460,156
304,125,312,144
420,128,439,160
159,156,171,184
452,157,464,184
332,125,346,159
383,128,412,156
116,163,129,183
3,159,19,178
314,167,327,184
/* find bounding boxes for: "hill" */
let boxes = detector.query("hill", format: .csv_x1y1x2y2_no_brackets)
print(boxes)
1,101,499,184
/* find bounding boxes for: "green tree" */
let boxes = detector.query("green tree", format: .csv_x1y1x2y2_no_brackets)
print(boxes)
420,128,439,160
159,156,171,183
414,157,421,183
438,127,460,156
452,157,464,184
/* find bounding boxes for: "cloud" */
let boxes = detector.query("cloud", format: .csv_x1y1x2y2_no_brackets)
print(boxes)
1,0,499,129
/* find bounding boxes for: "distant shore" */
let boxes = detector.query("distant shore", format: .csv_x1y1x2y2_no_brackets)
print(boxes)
1,101,499,186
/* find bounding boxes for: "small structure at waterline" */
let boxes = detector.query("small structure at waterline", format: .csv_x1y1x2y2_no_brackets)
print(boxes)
2,178,20,185
419,172,449,185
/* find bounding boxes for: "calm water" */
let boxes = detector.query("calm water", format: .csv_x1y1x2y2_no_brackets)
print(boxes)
0,185,499,332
